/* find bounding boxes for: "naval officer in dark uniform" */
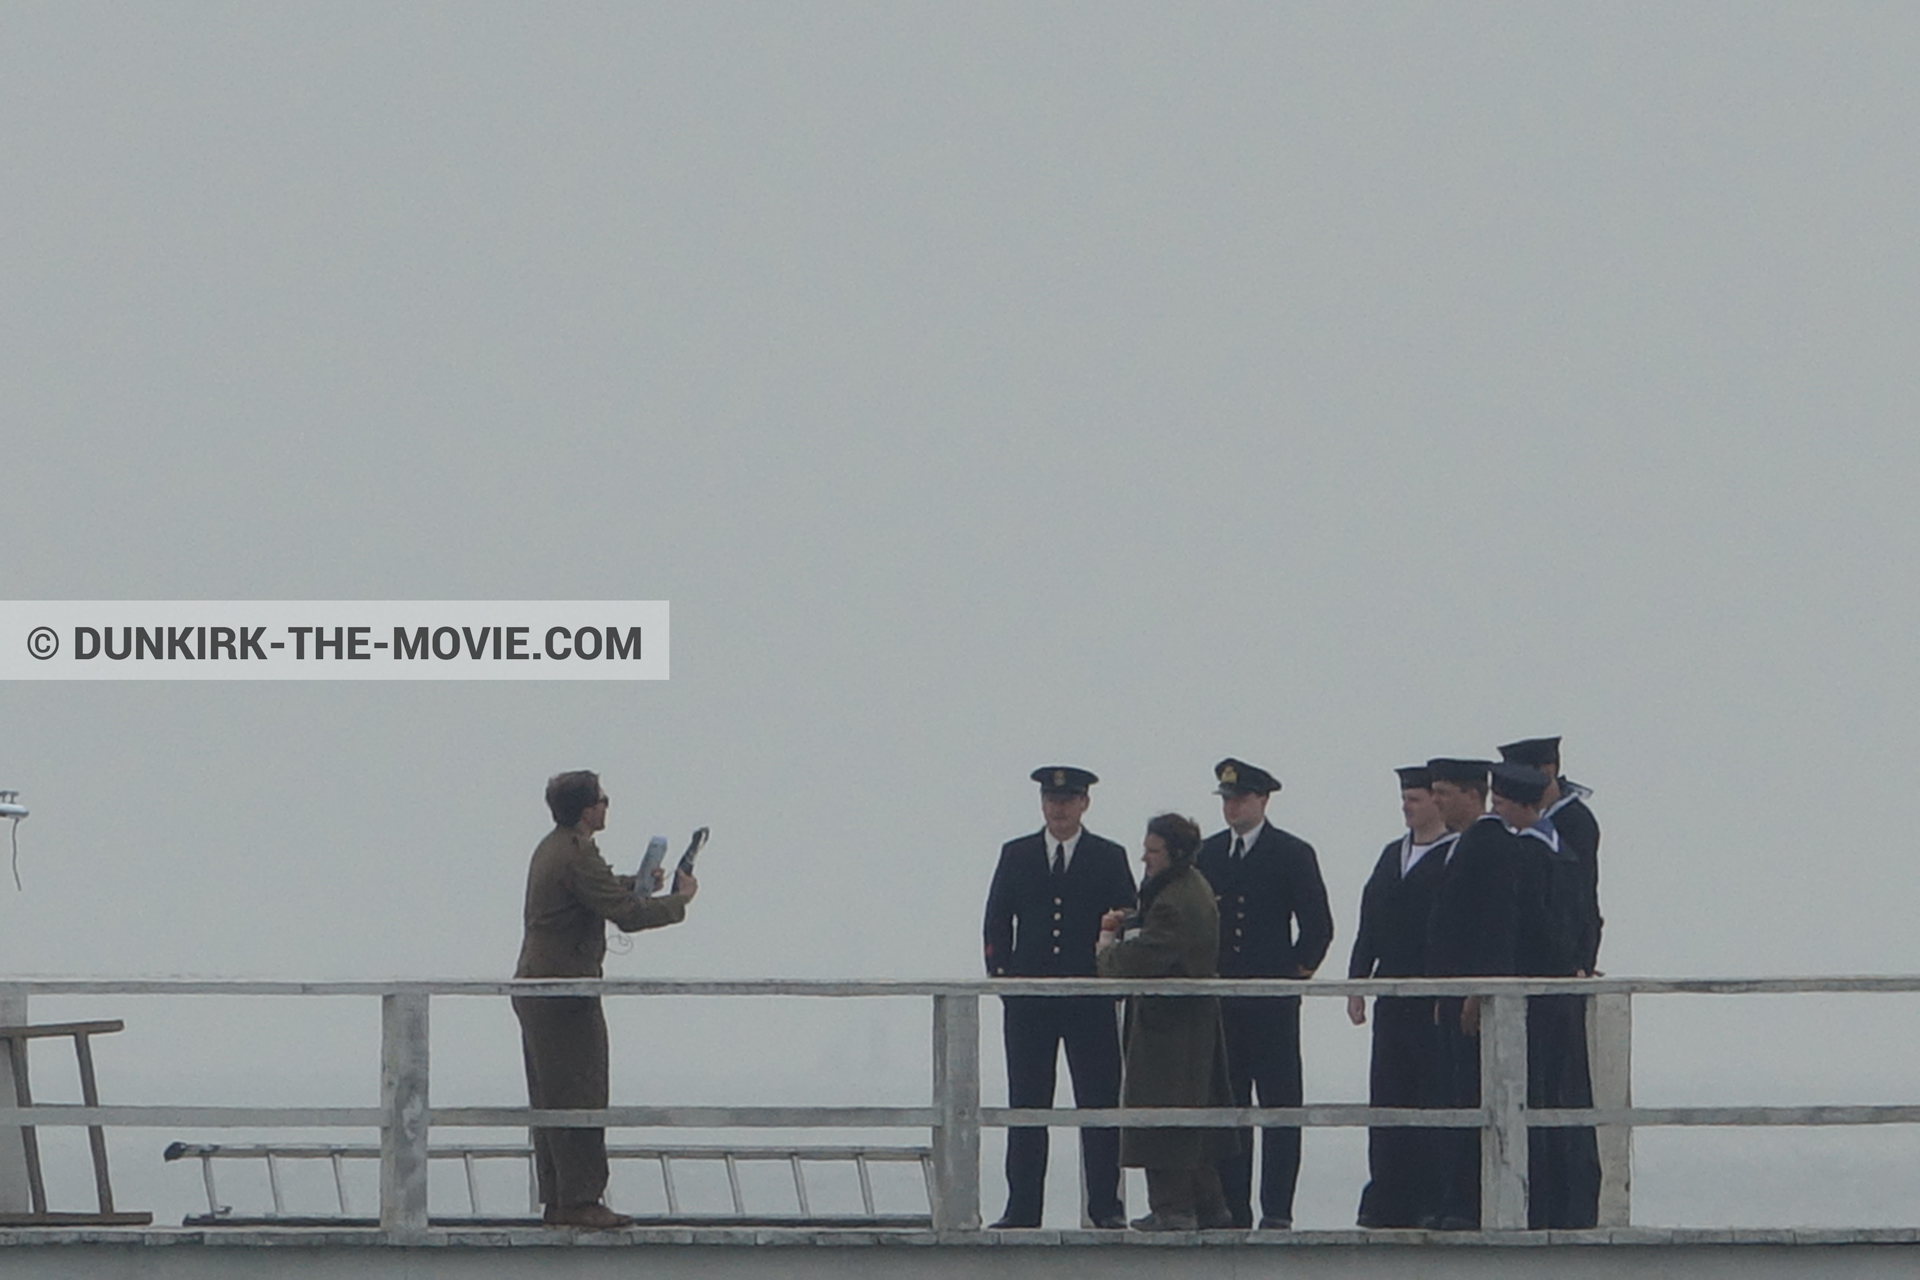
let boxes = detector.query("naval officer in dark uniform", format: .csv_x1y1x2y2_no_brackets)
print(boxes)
1346,764,1458,1228
983,766,1137,1229
1194,758,1333,1230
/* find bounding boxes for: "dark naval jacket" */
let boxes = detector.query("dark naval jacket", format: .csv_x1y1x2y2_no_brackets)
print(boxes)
1195,823,1335,979
1425,814,1520,978
1513,822,1598,978
1347,832,1457,980
1546,784,1602,973
984,830,1137,977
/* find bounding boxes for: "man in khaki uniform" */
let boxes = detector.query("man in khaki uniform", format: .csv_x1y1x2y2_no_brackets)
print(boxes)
513,770,697,1229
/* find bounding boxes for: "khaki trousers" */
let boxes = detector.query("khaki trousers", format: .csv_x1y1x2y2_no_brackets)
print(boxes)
512,995,611,1209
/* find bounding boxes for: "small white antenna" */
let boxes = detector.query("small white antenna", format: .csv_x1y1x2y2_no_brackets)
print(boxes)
0,791,27,890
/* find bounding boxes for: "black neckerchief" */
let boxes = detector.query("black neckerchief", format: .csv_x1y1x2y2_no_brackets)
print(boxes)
1138,860,1189,913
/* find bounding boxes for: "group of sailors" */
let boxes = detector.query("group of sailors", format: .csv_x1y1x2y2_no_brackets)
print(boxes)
981,737,1601,1232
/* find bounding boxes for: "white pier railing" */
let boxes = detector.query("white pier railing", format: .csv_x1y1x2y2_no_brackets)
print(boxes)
1,976,1916,1237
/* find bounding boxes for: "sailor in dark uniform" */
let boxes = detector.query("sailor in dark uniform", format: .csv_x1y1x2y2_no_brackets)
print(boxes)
1498,736,1601,976
1421,756,1513,1230
1194,758,1333,1230
1346,764,1458,1229
983,766,1138,1229
1490,758,1601,1229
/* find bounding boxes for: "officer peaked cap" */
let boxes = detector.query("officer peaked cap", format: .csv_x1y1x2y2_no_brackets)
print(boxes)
1213,758,1281,796
1031,765,1097,795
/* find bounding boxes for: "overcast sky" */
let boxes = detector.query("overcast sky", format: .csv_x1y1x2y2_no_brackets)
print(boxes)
3,2,1919,1230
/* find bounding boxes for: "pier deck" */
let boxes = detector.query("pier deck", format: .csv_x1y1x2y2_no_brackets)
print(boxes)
7,1225,1920,1280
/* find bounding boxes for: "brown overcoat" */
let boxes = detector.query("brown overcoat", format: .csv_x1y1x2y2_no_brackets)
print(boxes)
1096,861,1239,1169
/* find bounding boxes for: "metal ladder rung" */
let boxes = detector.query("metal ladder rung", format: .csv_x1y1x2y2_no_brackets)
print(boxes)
659,1152,680,1216
331,1150,349,1216
724,1152,744,1215
790,1153,810,1218
201,1154,223,1215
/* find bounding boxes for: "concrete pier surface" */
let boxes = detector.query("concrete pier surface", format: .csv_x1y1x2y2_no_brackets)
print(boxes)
6,1227,1920,1280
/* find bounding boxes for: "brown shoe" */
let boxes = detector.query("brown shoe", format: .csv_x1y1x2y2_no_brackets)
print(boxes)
551,1202,635,1230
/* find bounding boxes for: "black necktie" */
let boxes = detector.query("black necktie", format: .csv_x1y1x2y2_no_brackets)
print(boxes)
1052,843,1066,880
1231,836,1246,861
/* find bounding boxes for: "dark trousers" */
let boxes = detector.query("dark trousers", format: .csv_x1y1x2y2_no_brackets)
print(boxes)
1432,996,1482,1227
1355,996,1441,1228
1526,994,1601,1229
512,995,610,1210
1001,995,1123,1224
1216,995,1302,1226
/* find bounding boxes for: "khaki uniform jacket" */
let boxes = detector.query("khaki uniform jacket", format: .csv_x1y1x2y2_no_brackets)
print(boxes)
1096,861,1237,1169
515,826,688,979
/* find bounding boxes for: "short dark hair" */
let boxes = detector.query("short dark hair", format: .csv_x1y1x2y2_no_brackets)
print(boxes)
546,770,602,826
1146,812,1202,863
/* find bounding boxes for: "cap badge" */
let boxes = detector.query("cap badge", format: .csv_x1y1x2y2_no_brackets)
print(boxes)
1220,764,1238,785
1052,770,1065,788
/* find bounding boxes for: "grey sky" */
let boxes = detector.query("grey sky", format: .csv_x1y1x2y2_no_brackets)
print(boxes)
2,2,1918,1229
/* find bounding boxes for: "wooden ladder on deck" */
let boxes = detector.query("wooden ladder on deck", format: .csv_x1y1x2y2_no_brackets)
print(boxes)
0,1019,151,1226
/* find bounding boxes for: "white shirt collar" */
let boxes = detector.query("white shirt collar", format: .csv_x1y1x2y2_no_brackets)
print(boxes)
1045,828,1083,867
1228,820,1265,854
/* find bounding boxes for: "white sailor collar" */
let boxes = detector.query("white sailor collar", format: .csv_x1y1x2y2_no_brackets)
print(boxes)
1508,818,1561,852
1545,779,1594,818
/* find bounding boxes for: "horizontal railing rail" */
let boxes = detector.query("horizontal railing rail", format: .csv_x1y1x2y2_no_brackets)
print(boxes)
9,975,1920,995
1,976,1915,1237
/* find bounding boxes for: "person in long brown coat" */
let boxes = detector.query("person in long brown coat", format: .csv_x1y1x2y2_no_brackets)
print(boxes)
513,770,697,1229
1097,812,1238,1231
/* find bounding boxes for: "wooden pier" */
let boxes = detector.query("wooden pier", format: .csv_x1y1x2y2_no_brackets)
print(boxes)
2,975,1917,1276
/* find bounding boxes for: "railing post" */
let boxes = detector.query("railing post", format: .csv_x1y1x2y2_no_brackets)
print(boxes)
930,992,980,1232
1479,992,1528,1230
1590,991,1633,1226
0,984,26,1214
379,990,431,1236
